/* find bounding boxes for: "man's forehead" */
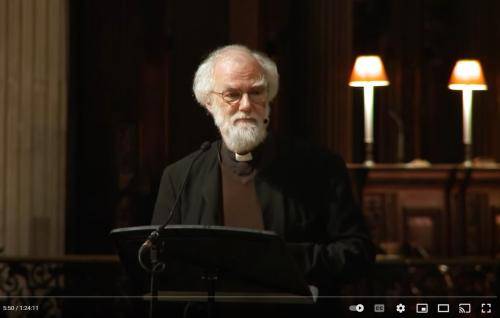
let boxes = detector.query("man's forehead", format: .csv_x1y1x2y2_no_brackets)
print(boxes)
213,52,263,81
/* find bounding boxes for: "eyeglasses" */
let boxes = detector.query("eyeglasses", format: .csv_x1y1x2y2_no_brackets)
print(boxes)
211,88,267,105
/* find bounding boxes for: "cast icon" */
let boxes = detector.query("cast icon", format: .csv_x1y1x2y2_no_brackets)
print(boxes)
458,303,471,314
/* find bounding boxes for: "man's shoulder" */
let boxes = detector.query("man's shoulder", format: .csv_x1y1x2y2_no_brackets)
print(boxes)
275,136,346,169
265,136,350,193
162,140,220,181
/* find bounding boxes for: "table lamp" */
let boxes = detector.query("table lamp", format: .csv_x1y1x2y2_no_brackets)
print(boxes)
448,59,487,167
349,55,389,165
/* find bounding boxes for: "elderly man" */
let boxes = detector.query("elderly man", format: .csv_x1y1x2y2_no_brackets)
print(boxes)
151,45,374,316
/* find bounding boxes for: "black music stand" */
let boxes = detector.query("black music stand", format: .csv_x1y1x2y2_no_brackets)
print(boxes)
110,225,314,317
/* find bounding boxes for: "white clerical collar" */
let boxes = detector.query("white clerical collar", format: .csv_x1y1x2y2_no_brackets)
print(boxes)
235,152,253,162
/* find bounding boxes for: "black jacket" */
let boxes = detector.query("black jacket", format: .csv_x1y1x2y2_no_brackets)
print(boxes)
152,137,374,293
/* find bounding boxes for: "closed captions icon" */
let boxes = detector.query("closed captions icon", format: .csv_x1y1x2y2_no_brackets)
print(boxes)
374,304,385,313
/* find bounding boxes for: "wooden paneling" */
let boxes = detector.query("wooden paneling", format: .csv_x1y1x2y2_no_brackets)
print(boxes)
403,208,445,255
287,0,353,160
461,170,500,256
363,192,398,246
492,207,500,256
351,164,500,258
358,166,451,256
228,0,260,47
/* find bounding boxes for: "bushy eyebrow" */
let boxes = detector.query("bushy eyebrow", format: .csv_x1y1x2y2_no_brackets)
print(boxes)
252,77,267,88
221,84,266,92
222,85,265,93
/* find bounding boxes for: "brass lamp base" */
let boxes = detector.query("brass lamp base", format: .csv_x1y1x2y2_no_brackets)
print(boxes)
464,143,472,167
364,142,374,166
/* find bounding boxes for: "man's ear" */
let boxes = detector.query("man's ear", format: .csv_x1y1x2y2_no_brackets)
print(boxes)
204,97,213,111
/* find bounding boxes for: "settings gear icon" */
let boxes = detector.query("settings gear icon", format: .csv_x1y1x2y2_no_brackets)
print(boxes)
396,303,405,313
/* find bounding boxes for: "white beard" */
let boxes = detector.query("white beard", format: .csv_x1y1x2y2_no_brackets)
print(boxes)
210,103,269,154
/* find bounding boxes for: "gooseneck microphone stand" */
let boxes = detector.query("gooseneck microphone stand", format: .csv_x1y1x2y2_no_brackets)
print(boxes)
137,142,211,318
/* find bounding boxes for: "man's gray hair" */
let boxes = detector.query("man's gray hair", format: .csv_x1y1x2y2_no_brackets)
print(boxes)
193,44,279,106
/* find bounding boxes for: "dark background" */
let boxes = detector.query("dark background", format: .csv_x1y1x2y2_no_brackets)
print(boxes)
67,0,500,253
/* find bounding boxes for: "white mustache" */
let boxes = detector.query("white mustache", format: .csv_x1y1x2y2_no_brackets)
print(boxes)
231,113,259,125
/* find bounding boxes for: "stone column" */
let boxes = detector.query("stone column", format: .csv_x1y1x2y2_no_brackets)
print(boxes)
0,0,67,256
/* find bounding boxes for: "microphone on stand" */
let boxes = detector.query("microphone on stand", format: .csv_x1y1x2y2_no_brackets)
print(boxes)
138,141,211,270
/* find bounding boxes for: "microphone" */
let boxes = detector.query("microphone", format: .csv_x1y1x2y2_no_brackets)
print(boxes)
157,141,210,229
138,141,211,269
